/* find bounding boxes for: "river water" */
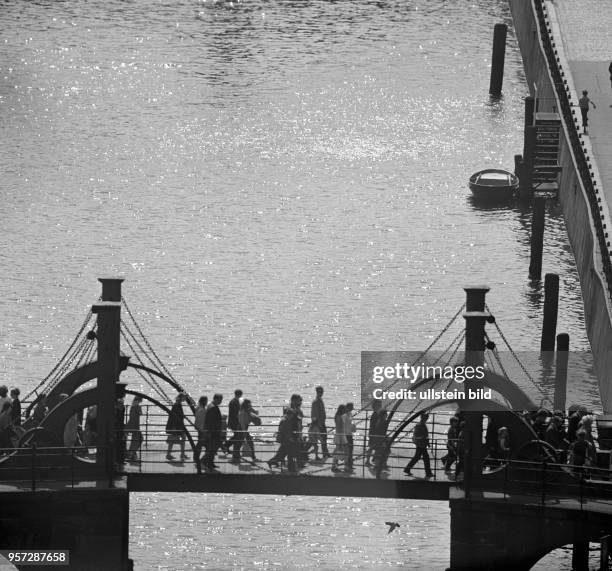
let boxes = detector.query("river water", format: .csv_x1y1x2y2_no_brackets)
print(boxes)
0,0,600,568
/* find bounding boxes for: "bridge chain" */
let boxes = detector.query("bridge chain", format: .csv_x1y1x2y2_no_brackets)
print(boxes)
23,310,95,402
485,304,552,406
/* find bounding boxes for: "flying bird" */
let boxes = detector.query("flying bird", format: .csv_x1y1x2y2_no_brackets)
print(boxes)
385,521,400,534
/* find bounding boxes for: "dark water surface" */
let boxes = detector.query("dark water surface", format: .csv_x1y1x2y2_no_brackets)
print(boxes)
0,0,597,568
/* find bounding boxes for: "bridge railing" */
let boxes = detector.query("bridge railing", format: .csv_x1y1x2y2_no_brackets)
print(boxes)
0,445,107,491
115,406,479,481
475,457,612,508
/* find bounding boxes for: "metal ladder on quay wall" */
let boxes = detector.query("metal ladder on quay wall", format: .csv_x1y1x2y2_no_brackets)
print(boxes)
533,112,562,193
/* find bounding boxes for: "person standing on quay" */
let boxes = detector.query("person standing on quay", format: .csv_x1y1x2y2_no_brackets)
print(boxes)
578,90,596,133
311,386,330,459
404,412,433,479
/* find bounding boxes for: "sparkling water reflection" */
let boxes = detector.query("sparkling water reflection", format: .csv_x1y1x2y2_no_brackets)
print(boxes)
0,0,596,568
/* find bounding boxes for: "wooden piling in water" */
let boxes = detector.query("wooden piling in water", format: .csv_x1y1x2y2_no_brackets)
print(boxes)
489,23,507,96
541,273,559,351
514,154,523,181
524,95,535,128
554,333,569,412
529,196,546,280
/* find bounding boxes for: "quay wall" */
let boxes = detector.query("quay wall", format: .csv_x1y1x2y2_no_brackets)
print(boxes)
507,0,612,411
0,488,131,571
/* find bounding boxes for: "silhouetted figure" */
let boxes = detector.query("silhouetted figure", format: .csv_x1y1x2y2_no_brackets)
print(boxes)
166,394,187,461
311,386,330,459
32,394,48,426
343,402,355,472
569,429,595,477
372,409,390,476
193,396,208,467
331,404,348,472
0,402,13,450
404,413,433,478
9,388,21,427
578,90,596,133
442,416,459,472
268,407,291,468
203,393,223,471
126,396,143,461
497,427,511,461
237,399,260,462
0,386,9,412
226,389,243,456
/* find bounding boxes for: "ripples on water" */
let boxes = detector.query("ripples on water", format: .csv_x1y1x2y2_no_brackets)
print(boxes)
0,0,596,568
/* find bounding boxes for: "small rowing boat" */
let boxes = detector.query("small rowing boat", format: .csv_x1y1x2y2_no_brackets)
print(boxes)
468,169,519,201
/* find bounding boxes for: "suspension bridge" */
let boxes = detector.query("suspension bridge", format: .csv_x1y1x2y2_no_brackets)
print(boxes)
1,277,612,571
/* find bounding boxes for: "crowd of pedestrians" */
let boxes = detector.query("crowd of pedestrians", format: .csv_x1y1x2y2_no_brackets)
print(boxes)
2,378,606,482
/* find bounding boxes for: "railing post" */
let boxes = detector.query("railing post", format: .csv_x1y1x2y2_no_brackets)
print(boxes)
31,443,37,492
503,461,508,500
362,411,368,478
145,405,149,451
541,461,547,506
601,535,610,571
71,447,75,489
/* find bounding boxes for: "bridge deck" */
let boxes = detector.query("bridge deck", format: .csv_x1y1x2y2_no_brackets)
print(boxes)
120,445,456,499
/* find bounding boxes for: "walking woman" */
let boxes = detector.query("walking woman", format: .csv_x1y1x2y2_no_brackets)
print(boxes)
126,396,144,461
331,404,347,472
237,399,261,462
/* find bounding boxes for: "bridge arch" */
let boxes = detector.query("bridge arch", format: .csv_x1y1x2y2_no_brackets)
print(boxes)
24,388,196,453
24,358,196,431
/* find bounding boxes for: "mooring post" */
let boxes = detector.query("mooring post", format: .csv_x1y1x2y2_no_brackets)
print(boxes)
92,301,122,482
99,277,125,302
489,23,507,96
541,273,559,351
520,125,537,201
514,154,523,182
529,196,546,280
554,333,569,412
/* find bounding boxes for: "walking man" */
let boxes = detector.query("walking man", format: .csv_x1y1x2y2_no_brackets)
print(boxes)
578,90,596,133
404,412,433,478
203,393,223,471
310,386,330,459
226,389,242,456
193,396,208,468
